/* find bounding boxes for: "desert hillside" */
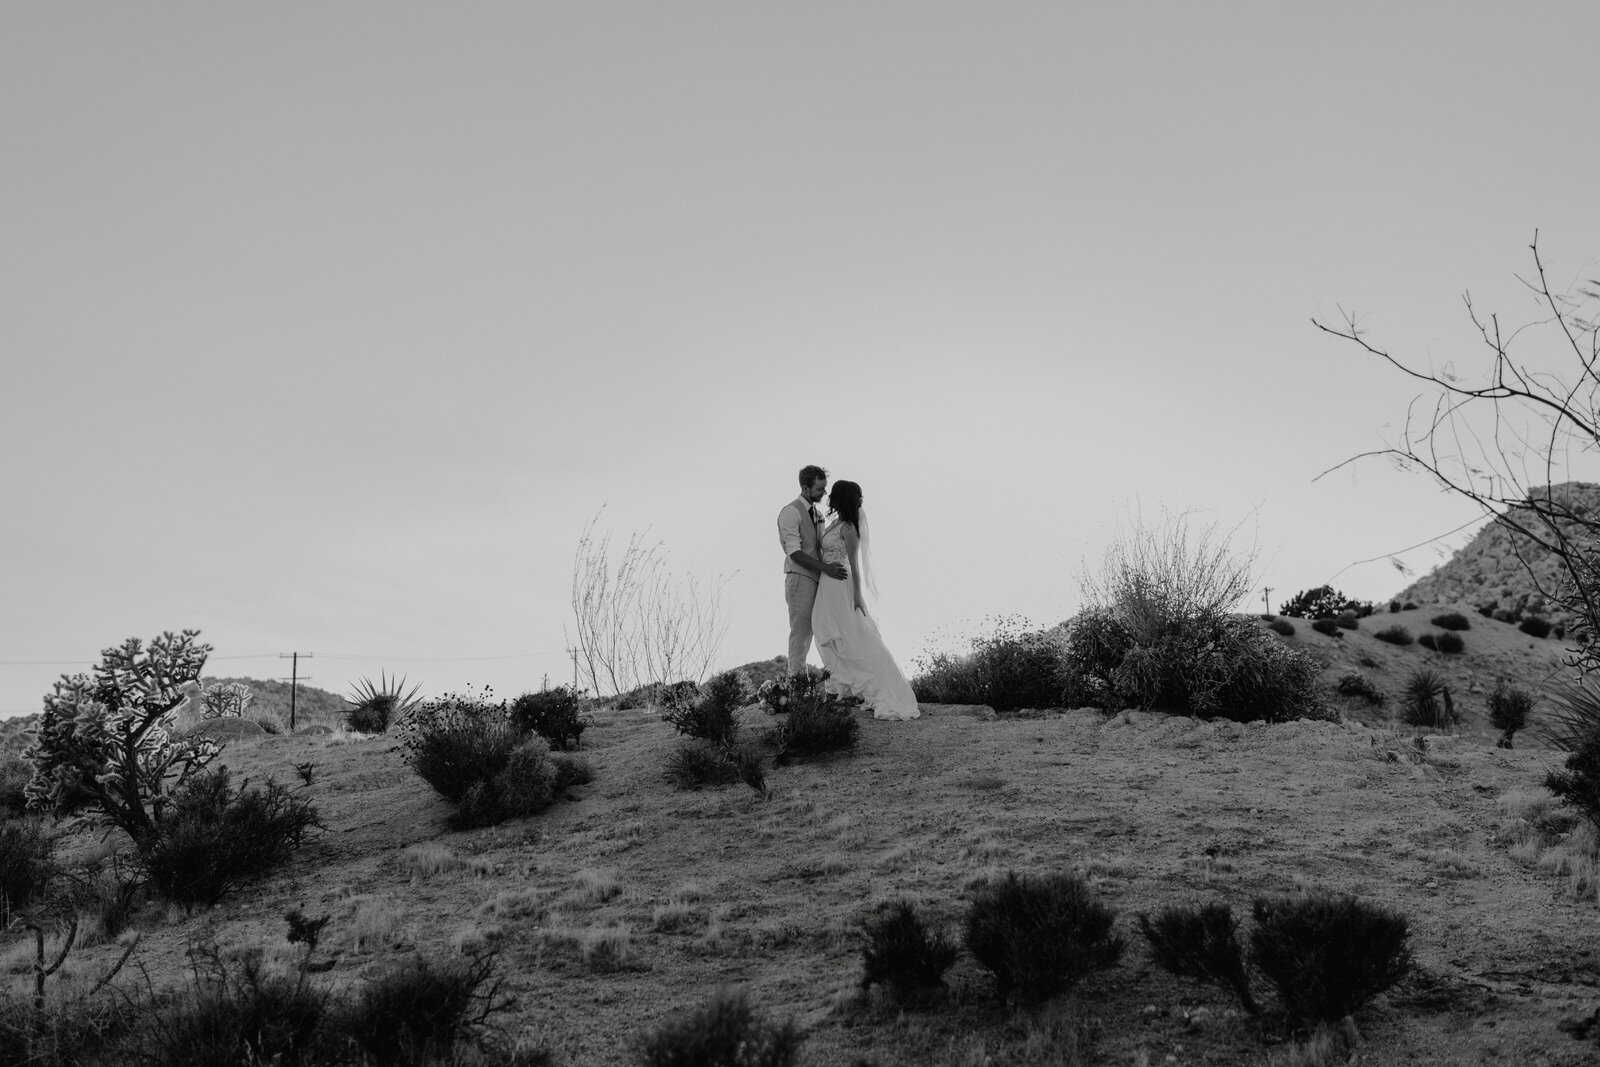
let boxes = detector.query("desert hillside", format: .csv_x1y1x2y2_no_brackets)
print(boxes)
9,684,1600,1066
1257,606,1574,748
1394,481,1600,634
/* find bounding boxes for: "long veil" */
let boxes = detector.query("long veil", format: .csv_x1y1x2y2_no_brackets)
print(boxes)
857,506,880,604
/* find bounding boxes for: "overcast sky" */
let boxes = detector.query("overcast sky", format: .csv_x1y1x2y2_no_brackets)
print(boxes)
5,3,1600,717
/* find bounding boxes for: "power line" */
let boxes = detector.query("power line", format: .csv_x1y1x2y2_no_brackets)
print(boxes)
0,650,567,667
1324,513,1488,583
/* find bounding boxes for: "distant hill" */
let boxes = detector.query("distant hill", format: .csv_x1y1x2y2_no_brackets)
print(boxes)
1258,606,1572,748
0,714,37,755
197,676,348,729
1394,481,1600,635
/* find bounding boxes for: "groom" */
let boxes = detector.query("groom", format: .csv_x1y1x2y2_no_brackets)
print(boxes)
778,464,848,676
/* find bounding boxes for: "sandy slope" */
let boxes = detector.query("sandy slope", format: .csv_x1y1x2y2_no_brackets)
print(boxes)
16,695,1600,1067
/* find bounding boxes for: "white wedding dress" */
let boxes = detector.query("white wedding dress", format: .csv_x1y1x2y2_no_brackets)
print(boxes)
811,520,920,720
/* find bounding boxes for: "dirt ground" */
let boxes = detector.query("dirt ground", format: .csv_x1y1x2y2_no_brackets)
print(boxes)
15,693,1600,1066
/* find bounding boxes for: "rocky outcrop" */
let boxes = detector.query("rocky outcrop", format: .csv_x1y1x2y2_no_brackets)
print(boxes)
1393,481,1600,630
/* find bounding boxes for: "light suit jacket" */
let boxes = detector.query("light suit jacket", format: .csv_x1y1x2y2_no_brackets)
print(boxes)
778,497,823,582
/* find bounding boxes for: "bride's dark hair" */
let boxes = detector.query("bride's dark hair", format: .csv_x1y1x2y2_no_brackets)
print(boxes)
827,481,863,529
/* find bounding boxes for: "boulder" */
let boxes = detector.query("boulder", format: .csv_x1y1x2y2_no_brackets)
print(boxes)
184,717,267,741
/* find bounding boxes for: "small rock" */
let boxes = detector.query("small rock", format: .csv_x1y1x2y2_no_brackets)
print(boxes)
1184,1007,1213,1033
1425,881,1439,889
1141,1004,1161,1017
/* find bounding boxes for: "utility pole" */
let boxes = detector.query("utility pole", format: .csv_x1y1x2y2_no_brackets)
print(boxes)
1262,587,1274,617
568,646,578,691
279,652,313,731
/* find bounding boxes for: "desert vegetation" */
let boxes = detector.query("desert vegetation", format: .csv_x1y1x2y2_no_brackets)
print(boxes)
7,501,1600,1063
397,687,593,830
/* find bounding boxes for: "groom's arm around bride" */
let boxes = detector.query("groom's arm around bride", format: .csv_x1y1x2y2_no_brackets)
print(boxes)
779,467,846,676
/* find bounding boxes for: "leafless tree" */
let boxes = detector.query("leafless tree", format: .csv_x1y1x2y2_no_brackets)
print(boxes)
568,510,733,697
1315,231,1600,672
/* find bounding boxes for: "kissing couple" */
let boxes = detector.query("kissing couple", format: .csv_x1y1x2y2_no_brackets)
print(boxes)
777,465,920,721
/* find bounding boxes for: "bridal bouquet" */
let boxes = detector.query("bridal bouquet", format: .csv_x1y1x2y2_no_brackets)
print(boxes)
757,678,790,713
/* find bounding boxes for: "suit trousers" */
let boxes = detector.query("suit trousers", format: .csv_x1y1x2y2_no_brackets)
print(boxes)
785,572,819,675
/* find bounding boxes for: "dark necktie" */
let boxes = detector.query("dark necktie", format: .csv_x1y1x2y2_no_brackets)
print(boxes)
808,505,820,533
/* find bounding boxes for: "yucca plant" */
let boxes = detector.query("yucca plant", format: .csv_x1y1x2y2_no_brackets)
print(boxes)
345,673,421,734
1400,668,1457,730
1540,680,1600,752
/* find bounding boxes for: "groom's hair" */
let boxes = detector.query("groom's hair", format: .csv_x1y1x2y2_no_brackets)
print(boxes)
798,464,827,488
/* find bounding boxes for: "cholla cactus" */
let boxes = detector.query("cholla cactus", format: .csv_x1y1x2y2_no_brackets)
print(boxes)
200,681,254,719
24,629,219,841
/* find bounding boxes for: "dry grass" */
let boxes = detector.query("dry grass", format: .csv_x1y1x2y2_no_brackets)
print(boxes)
481,887,546,921
578,923,633,971
342,895,406,952
570,867,622,905
402,842,461,878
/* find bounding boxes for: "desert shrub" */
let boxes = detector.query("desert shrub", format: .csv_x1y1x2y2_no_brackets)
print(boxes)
400,689,592,829
1417,632,1437,650
344,673,421,734
1399,669,1457,730
199,681,253,719
1430,612,1471,631
138,767,319,905
775,697,859,761
509,686,590,751
1494,609,1519,623
0,818,55,914
860,900,959,1003
451,740,592,832
1334,612,1359,630
25,630,218,843
0,752,32,815
1309,618,1340,638
1487,680,1535,749
912,617,1068,712
137,946,333,1067
1279,585,1358,620
248,713,284,735
666,739,741,789
1403,601,1417,610
1435,631,1465,654
1519,616,1553,638
0,988,129,1067
1478,603,1496,617
964,871,1123,1003
665,671,747,746
1250,893,1412,1027
1075,615,1322,723
1268,618,1295,637
1139,902,1260,1016
1334,672,1385,707
1065,516,1322,722
617,680,701,711
640,989,802,1067
1546,735,1600,833
1389,601,1402,613
1556,623,1568,639
771,671,859,761
1186,619,1325,723
82,859,144,942
341,952,504,1066
399,689,518,803
1374,625,1413,646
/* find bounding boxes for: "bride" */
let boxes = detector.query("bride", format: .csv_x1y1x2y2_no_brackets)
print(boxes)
810,481,921,721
